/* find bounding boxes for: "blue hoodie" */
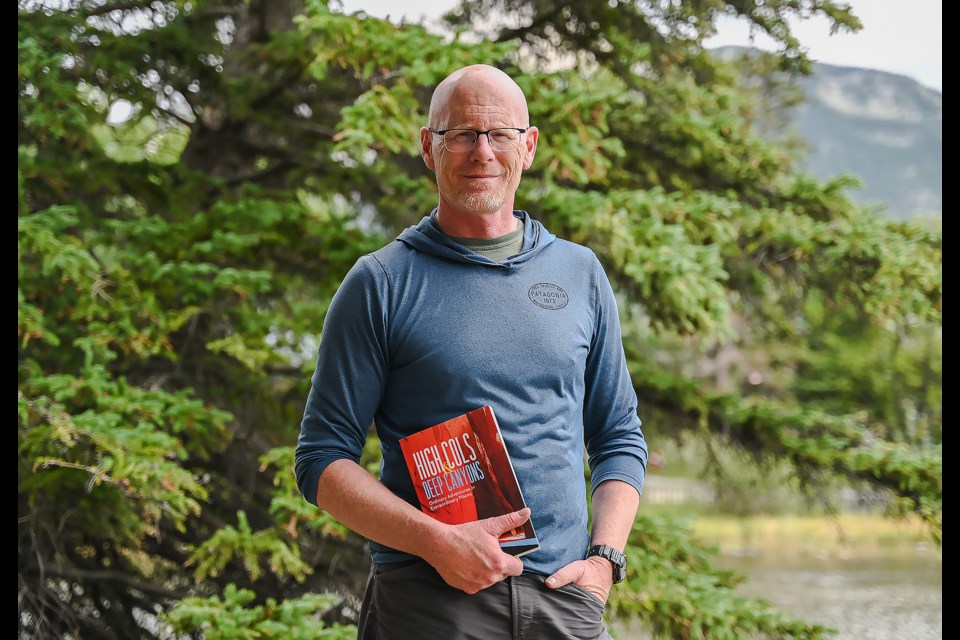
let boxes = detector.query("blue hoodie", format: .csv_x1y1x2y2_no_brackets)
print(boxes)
296,210,647,576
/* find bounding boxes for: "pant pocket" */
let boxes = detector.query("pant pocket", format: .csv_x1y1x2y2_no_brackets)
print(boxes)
371,562,513,639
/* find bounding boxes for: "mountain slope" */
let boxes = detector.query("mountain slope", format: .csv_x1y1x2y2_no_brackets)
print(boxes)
715,47,942,219
795,63,941,219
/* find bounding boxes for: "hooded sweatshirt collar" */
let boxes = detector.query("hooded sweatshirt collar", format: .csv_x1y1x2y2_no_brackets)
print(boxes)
396,209,555,267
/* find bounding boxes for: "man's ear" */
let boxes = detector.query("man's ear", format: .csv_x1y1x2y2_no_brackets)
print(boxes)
420,128,436,170
522,126,539,170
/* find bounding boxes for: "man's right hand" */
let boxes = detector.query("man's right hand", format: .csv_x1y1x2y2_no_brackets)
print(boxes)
425,508,531,594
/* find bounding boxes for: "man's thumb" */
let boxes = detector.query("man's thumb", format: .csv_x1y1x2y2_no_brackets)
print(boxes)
482,507,531,536
545,565,572,589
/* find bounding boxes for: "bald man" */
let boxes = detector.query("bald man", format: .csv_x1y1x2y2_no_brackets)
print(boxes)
296,65,648,639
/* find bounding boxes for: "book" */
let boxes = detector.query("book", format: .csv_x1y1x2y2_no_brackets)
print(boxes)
399,405,540,557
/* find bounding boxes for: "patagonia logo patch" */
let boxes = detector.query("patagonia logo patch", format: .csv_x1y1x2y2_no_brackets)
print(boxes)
528,283,569,310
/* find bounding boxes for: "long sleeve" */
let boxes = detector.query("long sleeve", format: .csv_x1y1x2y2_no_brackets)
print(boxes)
295,255,390,506
582,258,648,497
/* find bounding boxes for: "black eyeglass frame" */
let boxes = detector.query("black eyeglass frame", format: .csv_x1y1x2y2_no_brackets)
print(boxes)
427,127,531,148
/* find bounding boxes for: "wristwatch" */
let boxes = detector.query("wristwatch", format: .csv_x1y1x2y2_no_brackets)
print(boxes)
587,544,626,584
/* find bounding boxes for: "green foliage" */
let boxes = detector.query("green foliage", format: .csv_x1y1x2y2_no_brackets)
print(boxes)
260,446,352,538
19,0,939,638
792,294,942,445
20,368,227,537
165,585,355,639
186,511,312,582
626,358,943,540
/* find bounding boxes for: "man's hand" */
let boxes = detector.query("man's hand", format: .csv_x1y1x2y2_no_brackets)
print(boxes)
425,508,530,594
544,555,614,604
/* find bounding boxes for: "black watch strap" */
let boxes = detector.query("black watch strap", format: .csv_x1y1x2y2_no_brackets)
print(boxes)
588,544,626,584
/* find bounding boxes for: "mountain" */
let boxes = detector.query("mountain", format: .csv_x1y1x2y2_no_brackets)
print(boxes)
714,47,942,220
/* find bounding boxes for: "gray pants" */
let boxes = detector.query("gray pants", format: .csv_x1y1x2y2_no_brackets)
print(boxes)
357,560,613,640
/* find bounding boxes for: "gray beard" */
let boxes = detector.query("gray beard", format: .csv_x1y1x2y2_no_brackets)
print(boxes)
455,190,506,213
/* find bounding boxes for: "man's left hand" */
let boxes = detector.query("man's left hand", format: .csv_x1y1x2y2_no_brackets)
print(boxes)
544,555,613,604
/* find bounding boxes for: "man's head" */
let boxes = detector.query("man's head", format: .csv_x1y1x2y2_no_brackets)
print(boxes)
420,65,538,225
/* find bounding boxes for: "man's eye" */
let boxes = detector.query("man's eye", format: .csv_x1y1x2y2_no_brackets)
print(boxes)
449,131,474,141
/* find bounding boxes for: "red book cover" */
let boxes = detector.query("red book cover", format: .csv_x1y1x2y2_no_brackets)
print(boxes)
399,405,540,556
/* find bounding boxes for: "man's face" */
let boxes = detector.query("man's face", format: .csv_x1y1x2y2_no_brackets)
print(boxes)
421,81,538,218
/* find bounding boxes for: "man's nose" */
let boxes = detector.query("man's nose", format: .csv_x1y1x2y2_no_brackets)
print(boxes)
469,132,497,158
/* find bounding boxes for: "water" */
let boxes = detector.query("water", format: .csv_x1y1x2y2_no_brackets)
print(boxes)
611,550,941,639
716,551,942,639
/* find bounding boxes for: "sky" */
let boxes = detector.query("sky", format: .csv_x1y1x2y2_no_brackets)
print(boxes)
338,0,942,92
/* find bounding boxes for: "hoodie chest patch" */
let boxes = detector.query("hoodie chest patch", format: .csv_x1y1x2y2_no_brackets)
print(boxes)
528,283,569,310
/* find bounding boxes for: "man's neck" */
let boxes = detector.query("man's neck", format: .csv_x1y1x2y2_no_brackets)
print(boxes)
435,205,518,239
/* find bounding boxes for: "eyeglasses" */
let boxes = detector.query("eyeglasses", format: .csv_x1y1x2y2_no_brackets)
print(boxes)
428,127,529,153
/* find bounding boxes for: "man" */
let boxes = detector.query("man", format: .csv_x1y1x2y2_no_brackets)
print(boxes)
295,64,647,639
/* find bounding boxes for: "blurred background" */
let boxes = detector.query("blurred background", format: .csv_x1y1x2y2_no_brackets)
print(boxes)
19,1,941,638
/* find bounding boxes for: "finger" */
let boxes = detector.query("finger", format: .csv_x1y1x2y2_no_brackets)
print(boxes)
545,562,581,589
480,507,531,536
544,570,567,588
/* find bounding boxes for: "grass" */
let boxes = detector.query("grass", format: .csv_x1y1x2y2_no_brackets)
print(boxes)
689,512,937,559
